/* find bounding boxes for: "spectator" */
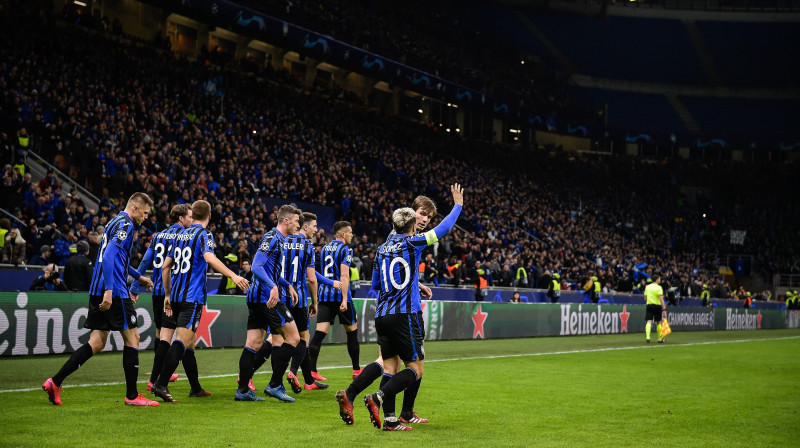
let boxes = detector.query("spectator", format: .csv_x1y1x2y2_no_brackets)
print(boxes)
63,241,92,291
3,227,27,265
30,245,52,266
510,291,522,303
29,264,67,291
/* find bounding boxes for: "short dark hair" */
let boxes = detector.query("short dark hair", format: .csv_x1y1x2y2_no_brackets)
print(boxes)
278,205,301,223
192,200,211,222
168,204,191,223
301,212,317,226
333,221,351,236
411,195,437,218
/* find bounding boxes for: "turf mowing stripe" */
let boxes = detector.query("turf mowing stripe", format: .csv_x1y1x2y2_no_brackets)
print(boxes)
3,335,797,394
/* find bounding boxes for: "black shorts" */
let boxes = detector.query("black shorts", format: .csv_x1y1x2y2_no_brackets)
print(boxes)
289,305,309,332
646,304,664,323
163,301,203,332
417,310,426,340
316,301,358,326
84,295,138,331
152,294,165,329
376,313,425,364
247,302,294,334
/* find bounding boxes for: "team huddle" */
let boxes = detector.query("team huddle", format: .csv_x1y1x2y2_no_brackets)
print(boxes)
41,184,465,431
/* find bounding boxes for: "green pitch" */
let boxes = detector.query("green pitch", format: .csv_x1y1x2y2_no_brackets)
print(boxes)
1,330,798,447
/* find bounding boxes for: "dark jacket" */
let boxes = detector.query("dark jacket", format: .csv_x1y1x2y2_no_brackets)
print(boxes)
63,254,93,291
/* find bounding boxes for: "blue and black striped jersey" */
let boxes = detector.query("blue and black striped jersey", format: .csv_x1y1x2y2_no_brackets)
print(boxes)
372,204,462,317
318,240,352,303
247,228,286,304
139,224,182,296
89,211,136,298
168,224,215,304
280,234,315,307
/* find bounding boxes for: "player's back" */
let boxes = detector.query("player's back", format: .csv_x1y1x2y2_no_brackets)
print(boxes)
247,228,285,303
89,211,135,298
281,234,314,307
374,233,425,317
150,224,183,295
169,224,214,304
318,240,351,302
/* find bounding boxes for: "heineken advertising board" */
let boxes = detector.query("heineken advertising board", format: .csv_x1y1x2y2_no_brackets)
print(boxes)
0,292,795,356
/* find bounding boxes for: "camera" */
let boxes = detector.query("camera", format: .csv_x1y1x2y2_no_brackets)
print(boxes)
51,272,60,279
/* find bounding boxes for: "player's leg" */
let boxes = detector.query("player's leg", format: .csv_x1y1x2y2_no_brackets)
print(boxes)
264,305,299,402
184,335,210,397
335,351,384,425
250,333,273,378
44,329,108,405
308,303,334,379
149,295,172,388
288,306,312,388
119,326,157,406
153,303,201,400
401,312,428,423
342,302,361,377
237,326,266,396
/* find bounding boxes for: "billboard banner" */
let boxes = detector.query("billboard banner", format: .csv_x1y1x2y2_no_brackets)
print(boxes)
0,292,793,356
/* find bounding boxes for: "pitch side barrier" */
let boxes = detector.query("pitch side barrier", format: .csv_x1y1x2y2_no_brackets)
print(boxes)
1,292,797,356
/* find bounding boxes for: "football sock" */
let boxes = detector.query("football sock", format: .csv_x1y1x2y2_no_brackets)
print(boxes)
52,343,93,387
308,331,326,371
346,361,383,402
122,346,140,400
346,330,360,370
657,323,663,340
250,342,272,376
150,339,170,383
300,347,314,385
645,321,652,339
238,346,257,393
156,339,185,388
289,339,307,375
378,371,408,418
269,343,294,388
183,348,202,391
401,377,422,415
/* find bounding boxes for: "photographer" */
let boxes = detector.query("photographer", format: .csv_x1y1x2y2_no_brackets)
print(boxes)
29,264,68,292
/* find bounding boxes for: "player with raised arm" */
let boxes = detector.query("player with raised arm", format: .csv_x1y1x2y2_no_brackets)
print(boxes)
150,200,250,402
363,184,463,431
307,221,360,382
336,195,439,425
43,193,157,406
284,212,342,393
234,205,301,402
130,204,193,392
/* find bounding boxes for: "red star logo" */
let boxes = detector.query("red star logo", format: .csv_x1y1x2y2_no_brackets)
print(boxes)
195,305,221,348
472,304,488,339
756,311,762,329
619,305,630,333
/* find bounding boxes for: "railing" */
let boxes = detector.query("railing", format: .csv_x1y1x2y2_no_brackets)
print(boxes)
776,273,800,288
610,0,799,11
24,149,100,211
0,208,27,228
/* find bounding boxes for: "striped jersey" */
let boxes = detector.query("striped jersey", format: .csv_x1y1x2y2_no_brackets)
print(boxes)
89,211,136,298
318,240,352,303
373,233,429,316
247,227,286,304
135,224,182,296
168,224,215,304
280,234,315,307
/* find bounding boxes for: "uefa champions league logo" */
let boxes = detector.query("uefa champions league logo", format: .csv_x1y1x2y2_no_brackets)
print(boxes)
117,230,127,241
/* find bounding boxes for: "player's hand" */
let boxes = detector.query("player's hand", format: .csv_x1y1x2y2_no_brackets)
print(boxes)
164,296,173,317
267,286,279,309
451,183,464,206
100,290,113,311
420,283,433,299
289,286,299,307
137,276,153,289
233,274,250,292
339,300,347,312
130,292,139,304
333,280,342,290
309,301,318,318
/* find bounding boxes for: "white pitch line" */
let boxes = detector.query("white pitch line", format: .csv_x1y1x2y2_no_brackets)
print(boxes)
2,335,798,394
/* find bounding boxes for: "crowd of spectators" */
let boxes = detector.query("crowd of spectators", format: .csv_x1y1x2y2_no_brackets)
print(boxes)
1,10,797,300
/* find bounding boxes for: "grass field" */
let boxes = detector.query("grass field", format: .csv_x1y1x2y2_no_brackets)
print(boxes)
1,330,799,447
